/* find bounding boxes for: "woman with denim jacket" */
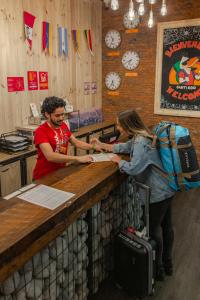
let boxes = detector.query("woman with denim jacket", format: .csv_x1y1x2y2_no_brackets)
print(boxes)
91,109,175,281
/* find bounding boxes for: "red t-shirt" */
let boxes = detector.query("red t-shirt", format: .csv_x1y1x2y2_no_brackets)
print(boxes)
33,121,72,180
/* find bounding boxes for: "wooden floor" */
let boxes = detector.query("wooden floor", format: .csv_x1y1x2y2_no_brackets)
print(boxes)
91,188,200,300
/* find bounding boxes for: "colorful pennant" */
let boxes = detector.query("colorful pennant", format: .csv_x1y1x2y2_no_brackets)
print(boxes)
23,11,36,50
72,29,81,58
84,29,94,56
42,22,53,55
58,27,68,57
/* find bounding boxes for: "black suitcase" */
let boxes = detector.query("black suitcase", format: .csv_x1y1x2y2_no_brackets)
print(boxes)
114,181,156,299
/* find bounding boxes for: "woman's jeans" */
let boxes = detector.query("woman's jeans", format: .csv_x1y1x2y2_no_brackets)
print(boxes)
149,196,174,267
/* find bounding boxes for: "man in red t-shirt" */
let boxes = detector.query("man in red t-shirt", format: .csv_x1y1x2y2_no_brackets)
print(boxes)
33,96,99,180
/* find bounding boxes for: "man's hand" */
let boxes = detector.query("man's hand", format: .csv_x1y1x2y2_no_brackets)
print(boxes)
76,155,93,163
111,154,122,164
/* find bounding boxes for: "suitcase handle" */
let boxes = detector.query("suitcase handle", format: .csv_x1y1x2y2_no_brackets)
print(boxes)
131,179,151,239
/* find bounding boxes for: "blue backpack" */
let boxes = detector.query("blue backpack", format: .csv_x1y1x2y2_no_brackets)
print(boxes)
153,121,200,191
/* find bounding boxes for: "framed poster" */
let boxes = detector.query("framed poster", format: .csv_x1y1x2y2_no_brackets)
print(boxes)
39,72,48,90
7,77,24,92
27,71,38,90
154,19,200,117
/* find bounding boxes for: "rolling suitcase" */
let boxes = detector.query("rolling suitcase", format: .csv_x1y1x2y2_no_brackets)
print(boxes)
114,181,156,299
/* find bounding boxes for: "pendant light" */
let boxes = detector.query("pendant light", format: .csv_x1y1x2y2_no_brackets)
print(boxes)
128,0,135,21
138,0,145,16
161,0,167,16
110,0,119,11
148,6,154,28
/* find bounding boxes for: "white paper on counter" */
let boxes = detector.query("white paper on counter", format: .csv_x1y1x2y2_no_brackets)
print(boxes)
91,153,115,162
18,184,75,210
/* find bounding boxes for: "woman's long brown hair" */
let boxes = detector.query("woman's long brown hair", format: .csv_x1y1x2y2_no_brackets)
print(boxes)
118,110,152,139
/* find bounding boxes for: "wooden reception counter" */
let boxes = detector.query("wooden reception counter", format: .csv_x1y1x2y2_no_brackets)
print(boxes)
0,158,127,283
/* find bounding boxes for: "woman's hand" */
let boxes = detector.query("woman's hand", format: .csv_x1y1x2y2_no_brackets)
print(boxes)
111,154,122,164
90,138,103,152
76,155,93,163
90,138,102,146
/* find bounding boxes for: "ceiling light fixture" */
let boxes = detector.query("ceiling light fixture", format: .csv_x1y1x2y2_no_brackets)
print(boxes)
105,0,168,28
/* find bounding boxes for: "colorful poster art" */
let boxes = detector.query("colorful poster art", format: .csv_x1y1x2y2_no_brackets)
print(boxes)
84,82,90,95
154,19,200,117
39,72,48,90
91,81,97,94
27,71,38,90
7,77,25,92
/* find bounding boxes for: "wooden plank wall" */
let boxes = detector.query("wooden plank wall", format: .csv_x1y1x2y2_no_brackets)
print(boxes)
0,0,102,134
102,0,200,159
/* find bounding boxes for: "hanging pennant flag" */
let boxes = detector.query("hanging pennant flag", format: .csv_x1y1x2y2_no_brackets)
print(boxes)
58,27,68,57
84,29,94,56
72,29,81,58
42,21,53,55
23,11,36,50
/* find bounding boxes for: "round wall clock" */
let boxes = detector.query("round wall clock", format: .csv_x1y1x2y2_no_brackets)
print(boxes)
105,30,121,49
105,72,121,90
122,51,140,70
123,12,140,29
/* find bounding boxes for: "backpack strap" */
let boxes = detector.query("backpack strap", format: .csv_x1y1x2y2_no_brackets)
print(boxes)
169,127,187,191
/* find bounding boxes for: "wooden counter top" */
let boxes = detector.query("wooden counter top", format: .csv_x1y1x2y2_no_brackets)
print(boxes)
0,158,126,282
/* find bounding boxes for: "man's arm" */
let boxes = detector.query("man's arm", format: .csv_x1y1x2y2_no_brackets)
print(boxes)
70,135,101,151
39,143,92,163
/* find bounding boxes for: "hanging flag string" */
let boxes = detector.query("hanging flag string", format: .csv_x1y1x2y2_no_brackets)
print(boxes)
42,21,53,55
58,27,68,57
84,29,94,56
72,29,81,58
23,11,36,50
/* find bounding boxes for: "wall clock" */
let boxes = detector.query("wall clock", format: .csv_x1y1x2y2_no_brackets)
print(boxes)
123,12,140,29
105,30,121,49
105,72,121,90
122,51,140,70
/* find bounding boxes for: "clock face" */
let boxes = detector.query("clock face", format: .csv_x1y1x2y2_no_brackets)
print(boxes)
122,51,140,70
123,12,140,29
105,30,121,49
105,72,121,90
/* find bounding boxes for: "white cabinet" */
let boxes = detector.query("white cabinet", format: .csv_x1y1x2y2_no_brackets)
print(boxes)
0,161,21,197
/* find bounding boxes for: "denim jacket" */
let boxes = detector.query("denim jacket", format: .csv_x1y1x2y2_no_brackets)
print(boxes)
113,136,175,204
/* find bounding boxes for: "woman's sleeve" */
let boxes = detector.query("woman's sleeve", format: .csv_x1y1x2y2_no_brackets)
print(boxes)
113,140,132,154
118,140,149,175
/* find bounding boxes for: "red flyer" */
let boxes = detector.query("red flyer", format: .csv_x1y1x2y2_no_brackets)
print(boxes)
7,77,25,92
39,72,48,90
27,71,38,90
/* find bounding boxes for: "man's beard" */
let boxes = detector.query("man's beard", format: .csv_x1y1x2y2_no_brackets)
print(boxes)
50,118,62,127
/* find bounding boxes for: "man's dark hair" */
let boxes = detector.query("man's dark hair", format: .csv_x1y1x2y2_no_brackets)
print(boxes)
41,96,66,115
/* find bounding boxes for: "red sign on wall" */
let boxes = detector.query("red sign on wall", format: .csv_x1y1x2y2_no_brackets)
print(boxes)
7,77,25,92
39,72,48,90
27,71,38,90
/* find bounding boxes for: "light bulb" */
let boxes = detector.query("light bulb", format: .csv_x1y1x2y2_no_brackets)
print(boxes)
128,0,135,21
110,0,119,10
138,3,145,16
148,10,154,28
149,0,156,4
161,3,167,16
